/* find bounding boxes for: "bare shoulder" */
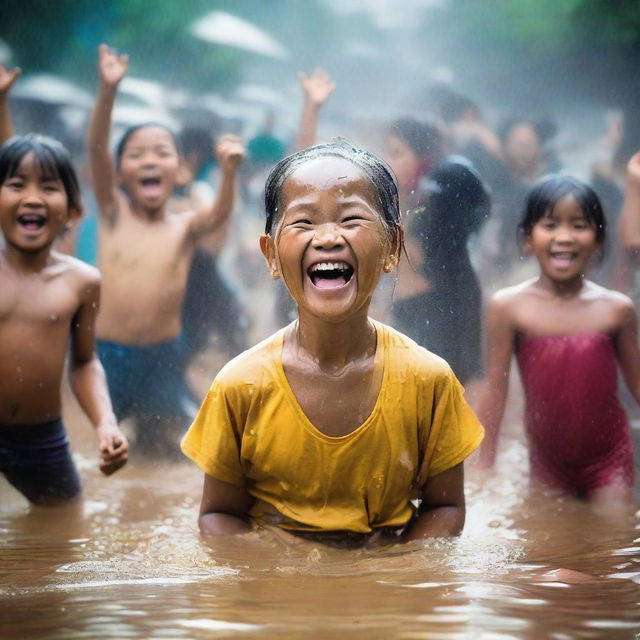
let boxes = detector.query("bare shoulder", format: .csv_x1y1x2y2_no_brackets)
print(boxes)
583,280,636,318
51,252,101,290
488,278,538,312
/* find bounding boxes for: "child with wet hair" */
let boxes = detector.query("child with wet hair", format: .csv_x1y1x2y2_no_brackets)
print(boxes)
87,44,245,457
476,174,639,510
181,140,484,544
0,134,128,505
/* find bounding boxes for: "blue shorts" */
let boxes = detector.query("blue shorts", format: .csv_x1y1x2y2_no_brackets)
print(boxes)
0,419,81,504
97,337,197,422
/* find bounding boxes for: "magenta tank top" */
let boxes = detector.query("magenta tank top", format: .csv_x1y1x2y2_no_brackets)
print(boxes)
516,332,633,495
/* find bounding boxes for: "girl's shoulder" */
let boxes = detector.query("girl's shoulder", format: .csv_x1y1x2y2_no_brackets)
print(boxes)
489,278,539,309
212,328,286,389
582,280,636,316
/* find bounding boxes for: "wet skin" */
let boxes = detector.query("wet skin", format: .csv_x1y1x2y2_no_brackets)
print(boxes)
0,153,126,473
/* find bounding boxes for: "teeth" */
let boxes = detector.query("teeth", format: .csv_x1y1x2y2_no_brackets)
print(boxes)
310,261,350,272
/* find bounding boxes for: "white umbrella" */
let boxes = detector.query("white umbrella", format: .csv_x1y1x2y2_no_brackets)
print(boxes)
11,74,93,108
192,11,289,60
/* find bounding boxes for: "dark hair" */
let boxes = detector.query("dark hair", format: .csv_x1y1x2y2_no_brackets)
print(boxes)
389,117,443,160
410,156,491,284
519,174,606,244
115,122,181,168
0,134,81,212
179,126,214,167
263,138,400,240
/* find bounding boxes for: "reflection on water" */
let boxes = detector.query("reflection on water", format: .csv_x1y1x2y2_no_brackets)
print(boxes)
1,427,639,639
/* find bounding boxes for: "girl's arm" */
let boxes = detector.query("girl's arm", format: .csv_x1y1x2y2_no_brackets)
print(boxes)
68,269,128,475
87,44,128,225
618,152,640,254
295,68,336,150
614,297,640,405
404,462,465,540
473,294,515,469
190,134,245,238
0,65,20,144
199,474,254,535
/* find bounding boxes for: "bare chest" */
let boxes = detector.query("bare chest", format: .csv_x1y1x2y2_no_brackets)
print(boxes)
99,216,192,274
0,272,79,328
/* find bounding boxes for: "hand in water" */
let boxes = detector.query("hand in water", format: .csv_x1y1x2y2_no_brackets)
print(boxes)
97,423,129,475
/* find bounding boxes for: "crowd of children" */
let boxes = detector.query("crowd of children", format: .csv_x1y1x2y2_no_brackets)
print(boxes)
0,44,639,543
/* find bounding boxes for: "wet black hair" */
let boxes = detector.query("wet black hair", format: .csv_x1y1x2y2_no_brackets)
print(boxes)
389,117,443,160
115,122,182,168
263,138,400,240
519,174,606,244
0,134,82,213
410,156,491,284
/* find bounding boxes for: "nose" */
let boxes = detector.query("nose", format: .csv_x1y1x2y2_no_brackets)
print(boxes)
21,184,45,206
554,224,573,243
311,222,344,249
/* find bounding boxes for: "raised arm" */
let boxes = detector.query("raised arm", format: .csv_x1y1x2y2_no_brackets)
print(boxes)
87,44,128,224
618,151,640,255
0,65,21,144
295,68,336,150
614,296,640,406
473,294,515,469
199,474,254,535
190,134,245,237
68,268,128,475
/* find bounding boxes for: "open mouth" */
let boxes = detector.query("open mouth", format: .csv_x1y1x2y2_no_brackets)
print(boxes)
550,251,575,265
17,213,46,230
307,261,355,289
139,176,162,190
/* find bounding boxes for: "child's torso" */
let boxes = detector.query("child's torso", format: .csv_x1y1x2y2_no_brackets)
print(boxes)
96,211,195,344
0,258,83,424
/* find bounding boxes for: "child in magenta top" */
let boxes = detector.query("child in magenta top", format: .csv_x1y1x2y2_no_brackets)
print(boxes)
476,174,639,509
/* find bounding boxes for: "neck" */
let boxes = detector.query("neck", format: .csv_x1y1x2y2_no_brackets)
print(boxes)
3,243,55,273
129,199,168,220
537,272,586,298
293,311,376,370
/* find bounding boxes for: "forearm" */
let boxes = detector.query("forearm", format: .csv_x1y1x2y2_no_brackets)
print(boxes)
206,168,237,233
88,84,116,155
0,95,13,144
474,384,508,468
296,102,321,150
69,358,117,429
403,505,465,541
619,183,640,253
199,511,252,535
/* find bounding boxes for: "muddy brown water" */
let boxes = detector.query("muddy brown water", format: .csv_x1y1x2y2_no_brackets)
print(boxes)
1,390,639,640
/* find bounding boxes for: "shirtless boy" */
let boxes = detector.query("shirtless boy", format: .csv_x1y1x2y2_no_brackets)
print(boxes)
88,44,245,455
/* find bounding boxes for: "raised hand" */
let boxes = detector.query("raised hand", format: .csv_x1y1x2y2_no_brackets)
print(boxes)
0,64,21,97
298,68,336,107
626,151,640,188
215,134,246,172
98,43,129,88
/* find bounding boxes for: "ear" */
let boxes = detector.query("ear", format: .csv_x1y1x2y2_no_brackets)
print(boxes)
65,204,84,230
259,234,280,279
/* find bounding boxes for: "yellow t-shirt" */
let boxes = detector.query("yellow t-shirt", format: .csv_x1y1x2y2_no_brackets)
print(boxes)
181,320,484,533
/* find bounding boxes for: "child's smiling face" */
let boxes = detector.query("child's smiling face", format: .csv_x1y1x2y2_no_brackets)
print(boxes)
261,156,397,323
525,193,599,284
117,126,180,211
0,152,78,253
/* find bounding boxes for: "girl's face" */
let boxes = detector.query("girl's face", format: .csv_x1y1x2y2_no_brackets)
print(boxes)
260,157,397,323
525,194,599,283
0,152,79,253
384,134,421,193
117,126,180,211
